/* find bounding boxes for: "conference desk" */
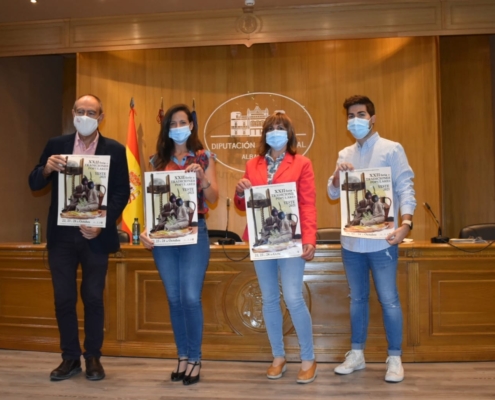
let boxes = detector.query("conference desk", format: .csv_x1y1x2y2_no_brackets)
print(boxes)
0,242,494,362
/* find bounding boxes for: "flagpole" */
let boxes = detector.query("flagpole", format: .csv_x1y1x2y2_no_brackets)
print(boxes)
122,97,144,244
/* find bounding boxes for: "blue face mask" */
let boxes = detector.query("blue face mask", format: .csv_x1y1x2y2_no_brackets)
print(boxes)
266,130,288,151
169,125,192,145
347,118,372,140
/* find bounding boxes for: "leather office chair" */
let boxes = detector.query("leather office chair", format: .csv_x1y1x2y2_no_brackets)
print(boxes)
207,230,242,245
316,227,341,244
458,223,495,240
118,229,130,244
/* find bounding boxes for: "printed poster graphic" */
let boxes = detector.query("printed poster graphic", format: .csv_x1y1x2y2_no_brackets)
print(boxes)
245,182,302,260
57,155,110,227
340,167,394,239
144,171,198,246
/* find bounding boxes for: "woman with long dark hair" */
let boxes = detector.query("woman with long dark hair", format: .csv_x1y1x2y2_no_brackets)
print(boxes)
140,104,218,386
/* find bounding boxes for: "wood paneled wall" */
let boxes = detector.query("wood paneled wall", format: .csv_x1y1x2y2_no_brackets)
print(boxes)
440,35,495,238
77,37,440,241
0,55,65,243
2,243,495,362
1,1,495,57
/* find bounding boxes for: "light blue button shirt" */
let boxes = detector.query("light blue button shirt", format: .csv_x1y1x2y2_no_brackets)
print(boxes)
327,132,416,253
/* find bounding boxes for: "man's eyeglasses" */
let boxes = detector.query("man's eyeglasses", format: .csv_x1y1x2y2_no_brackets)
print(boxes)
75,109,98,118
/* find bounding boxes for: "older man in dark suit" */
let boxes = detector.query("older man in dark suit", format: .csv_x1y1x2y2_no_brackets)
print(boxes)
29,94,130,381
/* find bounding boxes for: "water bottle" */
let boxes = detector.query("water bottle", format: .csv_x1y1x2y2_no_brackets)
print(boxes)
33,218,41,244
132,218,140,245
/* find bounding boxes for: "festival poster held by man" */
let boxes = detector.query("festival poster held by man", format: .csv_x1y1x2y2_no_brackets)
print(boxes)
327,95,416,383
29,94,130,381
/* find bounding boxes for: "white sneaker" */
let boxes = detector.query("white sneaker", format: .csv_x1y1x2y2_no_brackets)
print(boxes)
385,356,404,383
334,350,366,375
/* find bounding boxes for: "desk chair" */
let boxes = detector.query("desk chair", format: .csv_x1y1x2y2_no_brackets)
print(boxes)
459,223,495,240
208,230,242,245
316,227,341,244
208,229,242,244
118,229,130,244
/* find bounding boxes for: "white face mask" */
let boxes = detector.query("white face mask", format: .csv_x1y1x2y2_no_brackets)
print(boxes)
74,115,99,136
347,117,372,140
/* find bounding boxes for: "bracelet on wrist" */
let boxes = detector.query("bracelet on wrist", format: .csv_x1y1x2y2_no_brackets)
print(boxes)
201,179,211,190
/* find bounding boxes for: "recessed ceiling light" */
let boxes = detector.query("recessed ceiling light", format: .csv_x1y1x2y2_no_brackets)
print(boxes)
31,0,37,3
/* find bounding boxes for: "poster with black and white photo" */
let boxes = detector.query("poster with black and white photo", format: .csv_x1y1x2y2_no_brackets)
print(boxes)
144,171,198,246
57,155,110,227
339,166,394,239
245,182,302,260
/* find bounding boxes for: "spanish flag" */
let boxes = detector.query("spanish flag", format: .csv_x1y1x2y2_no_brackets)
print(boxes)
122,98,144,242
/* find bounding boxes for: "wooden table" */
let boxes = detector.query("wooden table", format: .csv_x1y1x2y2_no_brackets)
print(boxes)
0,242,494,362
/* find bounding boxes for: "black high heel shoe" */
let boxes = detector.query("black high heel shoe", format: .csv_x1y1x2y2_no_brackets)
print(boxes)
183,361,201,386
171,358,188,382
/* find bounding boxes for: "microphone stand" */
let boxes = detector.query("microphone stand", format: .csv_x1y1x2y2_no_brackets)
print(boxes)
424,202,450,243
219,198,235,245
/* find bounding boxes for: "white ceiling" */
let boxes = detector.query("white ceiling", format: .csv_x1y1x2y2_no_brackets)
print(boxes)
0,0,347,23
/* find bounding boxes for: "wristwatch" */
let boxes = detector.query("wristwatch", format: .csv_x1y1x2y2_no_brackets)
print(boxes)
402,220,413,230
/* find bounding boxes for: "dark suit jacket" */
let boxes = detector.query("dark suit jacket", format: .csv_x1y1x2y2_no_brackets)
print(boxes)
29,132,130,254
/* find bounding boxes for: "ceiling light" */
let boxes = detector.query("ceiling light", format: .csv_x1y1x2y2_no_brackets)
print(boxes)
31,0,37,3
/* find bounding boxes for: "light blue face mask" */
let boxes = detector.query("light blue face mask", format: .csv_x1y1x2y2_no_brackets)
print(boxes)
266,130,288,151
169,125,192,145
347,117,372,140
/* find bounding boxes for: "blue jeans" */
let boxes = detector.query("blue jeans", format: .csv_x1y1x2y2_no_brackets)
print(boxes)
254,257,314,361
341,245,402,356
152,219,209,362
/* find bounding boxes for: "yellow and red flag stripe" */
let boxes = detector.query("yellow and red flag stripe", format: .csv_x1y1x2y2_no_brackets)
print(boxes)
122,99,144,242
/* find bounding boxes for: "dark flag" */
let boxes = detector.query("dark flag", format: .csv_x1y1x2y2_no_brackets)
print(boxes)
192,98,197,129
156,97,164,124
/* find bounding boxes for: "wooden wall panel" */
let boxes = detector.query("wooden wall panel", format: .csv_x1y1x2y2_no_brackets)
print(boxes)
0,20,69,55
413,245,495,361
61,55,77,135
429,271,495,335
1,1,495,57
444,1,495,30
77,37,440,242
3,243,495,362
0,245,119,353
440,35,495,238
0,56,64,244
255,3,440,40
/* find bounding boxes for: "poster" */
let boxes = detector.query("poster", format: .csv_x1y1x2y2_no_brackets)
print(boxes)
245,182,302,260
339,166,394,239
57,155,110,227
144,171,198,246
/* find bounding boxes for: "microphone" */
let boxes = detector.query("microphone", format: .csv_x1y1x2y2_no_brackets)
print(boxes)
218,197,236,245
423,202,449,243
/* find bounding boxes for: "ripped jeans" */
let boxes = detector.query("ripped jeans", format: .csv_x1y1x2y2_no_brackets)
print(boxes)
341,245,402,356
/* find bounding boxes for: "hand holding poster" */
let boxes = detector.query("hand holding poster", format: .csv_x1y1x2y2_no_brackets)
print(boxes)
57,155,110,227
339,167,394,239
245,182,302,260
144,171,198,246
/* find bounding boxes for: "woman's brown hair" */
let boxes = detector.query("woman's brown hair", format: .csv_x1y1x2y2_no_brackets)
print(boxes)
258,112,298,156
153,104,203,170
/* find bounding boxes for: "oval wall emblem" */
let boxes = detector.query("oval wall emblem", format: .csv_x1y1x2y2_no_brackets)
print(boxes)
203,92,315,173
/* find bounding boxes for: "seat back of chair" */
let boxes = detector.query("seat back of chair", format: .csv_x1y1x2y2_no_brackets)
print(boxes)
459,223,495,240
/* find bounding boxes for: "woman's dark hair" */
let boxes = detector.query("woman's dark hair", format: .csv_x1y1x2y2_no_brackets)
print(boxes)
258,112,297,156
153,104,203,170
